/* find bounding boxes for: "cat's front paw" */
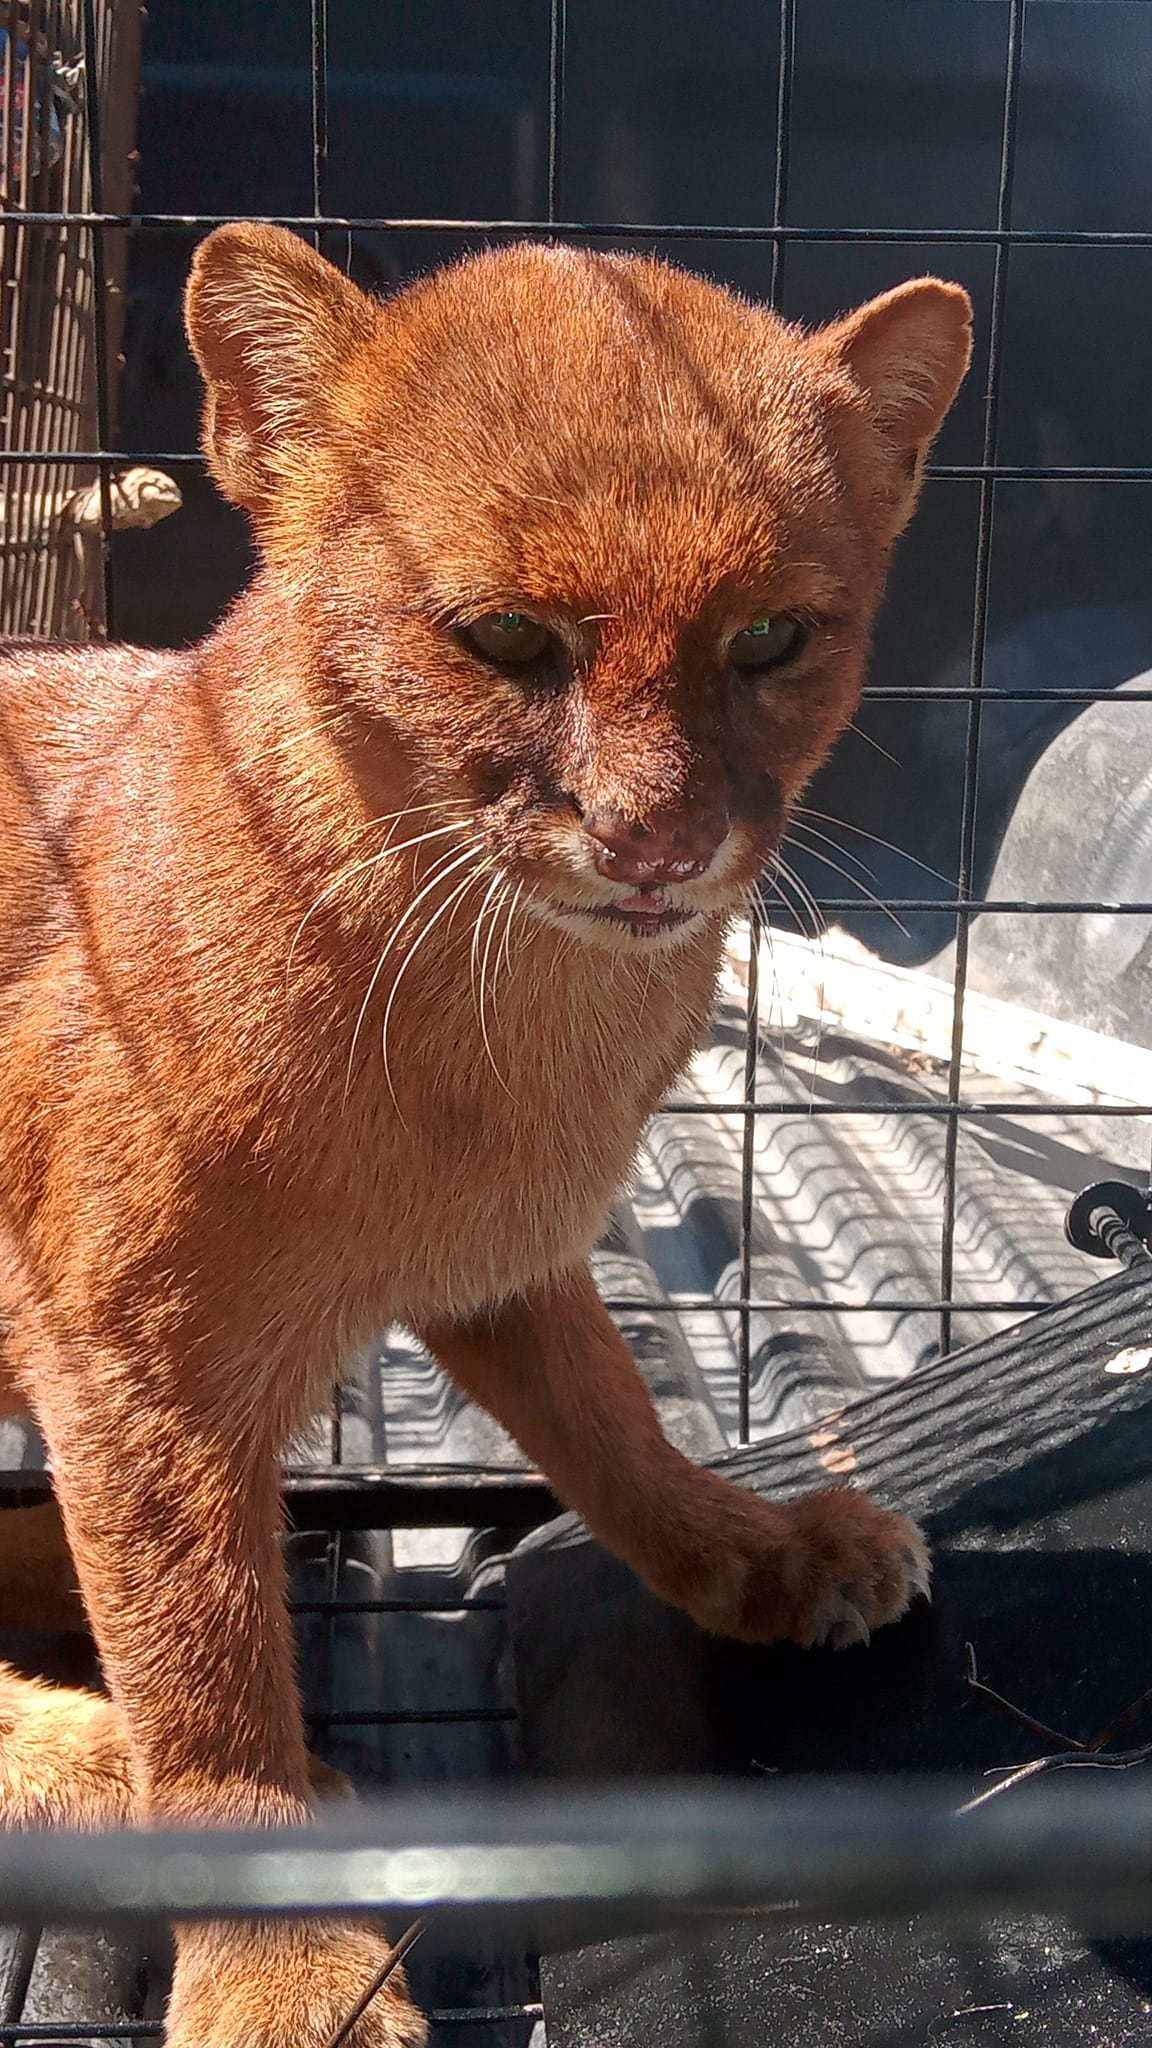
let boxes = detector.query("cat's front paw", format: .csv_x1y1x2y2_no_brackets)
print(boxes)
168,1921,426,2048
684,1483,930,1648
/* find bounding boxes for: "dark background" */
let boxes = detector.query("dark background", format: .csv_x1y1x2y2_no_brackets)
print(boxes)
112,0,1152,964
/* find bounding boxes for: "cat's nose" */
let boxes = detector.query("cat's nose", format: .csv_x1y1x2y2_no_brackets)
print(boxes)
580,805,731,886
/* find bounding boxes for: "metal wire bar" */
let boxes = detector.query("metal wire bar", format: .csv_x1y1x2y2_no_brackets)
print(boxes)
772,899,1152,913
768,0,795,309
19,211,1152,244
7,1782,1152,1932
310,0,327,229
738,0,798,1448
309,1710,517,1728
859,689,1152,702
10,450,1152,485
289,1598,508,1616
938,0,1024,1360
736,907,759,1444
432,2007,544,2028
0,2010,546,2038
654,1100,1152,1117
78,0,113,636
547,0,565,223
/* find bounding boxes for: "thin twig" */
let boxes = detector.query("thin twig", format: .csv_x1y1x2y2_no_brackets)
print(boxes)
958,1745,1152,1815
959,1644,1152,1814
1089,1677,1152,1753
964,1643,1087,1753
318,1919,427,2048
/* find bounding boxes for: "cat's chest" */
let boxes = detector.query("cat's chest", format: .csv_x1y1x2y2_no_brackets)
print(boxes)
329,960,712,1321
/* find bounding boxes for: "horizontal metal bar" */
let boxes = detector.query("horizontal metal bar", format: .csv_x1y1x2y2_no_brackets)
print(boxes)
6,1781,1152,1933
309,1708,517,1727
432,2007,545,2028
8,448,1152,486
657,1099,1152,1117
8,448,1152,488
13,211,1152,246
0,2032,159,2043
859,689,1152,703
0,449,208,464
604,1295,1052,1315
933,466,1152,482
786,901,1152,914
282,1467,557,1530
0,2015,546,2040
0,1467,556,1528
289,1596,507,1615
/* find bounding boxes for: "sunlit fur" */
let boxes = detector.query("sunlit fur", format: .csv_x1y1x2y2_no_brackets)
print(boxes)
0,230,970,2048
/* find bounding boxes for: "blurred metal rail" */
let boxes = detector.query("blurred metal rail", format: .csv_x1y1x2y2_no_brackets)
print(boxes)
5,1782,1152,1934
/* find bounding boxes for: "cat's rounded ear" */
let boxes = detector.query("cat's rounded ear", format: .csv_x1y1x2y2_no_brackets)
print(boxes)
184,224,379,518
812,277,973,534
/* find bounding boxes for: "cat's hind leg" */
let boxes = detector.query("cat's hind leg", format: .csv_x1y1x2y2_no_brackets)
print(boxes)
0,1664,354,1830
0,1662,135,1827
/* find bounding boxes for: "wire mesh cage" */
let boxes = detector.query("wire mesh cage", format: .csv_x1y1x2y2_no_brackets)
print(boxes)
5,0,1152,2043
0,0,142,638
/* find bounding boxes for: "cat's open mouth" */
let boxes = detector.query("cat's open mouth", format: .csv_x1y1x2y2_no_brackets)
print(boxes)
586,889,701,937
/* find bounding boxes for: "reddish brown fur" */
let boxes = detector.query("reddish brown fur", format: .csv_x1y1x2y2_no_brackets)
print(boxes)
0,230,970,2047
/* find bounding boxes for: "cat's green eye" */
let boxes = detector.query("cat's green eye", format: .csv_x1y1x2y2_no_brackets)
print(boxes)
462,612,552,665
728,614,806,673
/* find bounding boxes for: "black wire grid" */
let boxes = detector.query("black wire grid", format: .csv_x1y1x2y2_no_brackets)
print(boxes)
3,0,1152,2032
26,0,1148,1393
60,0,1145,1405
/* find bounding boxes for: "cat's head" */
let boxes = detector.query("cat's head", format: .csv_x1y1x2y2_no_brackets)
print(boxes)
186,228,970,953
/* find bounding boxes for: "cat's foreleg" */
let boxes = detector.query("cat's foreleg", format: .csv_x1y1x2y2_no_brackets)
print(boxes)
420,1263,928,1647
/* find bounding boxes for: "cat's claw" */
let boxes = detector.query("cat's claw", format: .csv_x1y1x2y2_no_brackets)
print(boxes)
682,1485,930,1648
815,1597,873,1653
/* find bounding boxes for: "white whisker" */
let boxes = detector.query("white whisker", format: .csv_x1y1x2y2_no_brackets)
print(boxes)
239,711,349,769
793,805,953,886
477,878,517,1100
784,831,910,939
379,862,492,1121
749,879,826,1111
343,838,485,1106
470,871,506,1023
286,820,463,982
770,854,826,940
846,720,900,767
495,878,523,993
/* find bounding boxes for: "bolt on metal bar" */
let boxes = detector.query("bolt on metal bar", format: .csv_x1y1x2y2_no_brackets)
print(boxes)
1087,1204,1152,1270
938,0,1024,1360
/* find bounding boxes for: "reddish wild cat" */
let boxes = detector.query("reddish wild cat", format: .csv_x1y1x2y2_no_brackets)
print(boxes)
0,228,971,2047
